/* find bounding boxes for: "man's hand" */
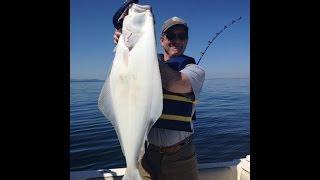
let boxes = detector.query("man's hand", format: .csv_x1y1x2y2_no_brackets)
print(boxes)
113,29,122,44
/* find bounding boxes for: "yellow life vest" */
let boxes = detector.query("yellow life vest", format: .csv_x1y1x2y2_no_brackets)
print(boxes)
153,89,196,132
153,54,197,132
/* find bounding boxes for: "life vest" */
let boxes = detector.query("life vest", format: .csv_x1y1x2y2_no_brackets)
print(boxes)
153,54,197,132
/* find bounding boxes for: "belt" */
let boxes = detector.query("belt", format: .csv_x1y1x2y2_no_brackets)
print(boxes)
148,136,192,153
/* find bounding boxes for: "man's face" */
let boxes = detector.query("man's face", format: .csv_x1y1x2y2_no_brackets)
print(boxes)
161,26,188,57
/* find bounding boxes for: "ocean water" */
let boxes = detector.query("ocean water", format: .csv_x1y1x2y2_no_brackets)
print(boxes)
70,78,250,171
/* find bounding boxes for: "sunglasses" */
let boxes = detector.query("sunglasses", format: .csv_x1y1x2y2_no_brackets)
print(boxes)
165,33,187,41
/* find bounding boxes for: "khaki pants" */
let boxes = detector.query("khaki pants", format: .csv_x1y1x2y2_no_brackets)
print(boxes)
138,140,199,180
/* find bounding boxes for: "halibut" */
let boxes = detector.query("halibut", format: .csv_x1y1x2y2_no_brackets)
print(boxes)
98,3,162,180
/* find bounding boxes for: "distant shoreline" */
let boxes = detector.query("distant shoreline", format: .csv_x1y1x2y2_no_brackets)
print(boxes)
70,79,104,82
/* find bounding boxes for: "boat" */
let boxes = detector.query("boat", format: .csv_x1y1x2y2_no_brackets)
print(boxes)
70,155,250,180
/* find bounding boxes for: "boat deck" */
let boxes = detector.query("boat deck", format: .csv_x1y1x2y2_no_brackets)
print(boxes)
70,155,250,180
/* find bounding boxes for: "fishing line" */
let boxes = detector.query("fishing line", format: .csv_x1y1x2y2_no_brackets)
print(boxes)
197,16,242,65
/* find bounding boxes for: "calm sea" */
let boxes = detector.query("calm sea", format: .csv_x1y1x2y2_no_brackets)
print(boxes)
70,78,250,171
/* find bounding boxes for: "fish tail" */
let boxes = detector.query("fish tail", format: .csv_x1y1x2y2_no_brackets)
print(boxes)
122,167,142,180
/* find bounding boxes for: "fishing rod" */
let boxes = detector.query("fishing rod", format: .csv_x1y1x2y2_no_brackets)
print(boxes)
197,16,242,65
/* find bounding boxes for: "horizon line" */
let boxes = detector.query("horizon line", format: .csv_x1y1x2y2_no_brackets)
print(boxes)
70,77,250,81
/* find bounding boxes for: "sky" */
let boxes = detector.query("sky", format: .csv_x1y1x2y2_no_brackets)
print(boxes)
71,0,250,79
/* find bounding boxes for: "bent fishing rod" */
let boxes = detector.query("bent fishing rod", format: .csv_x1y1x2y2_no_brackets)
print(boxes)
197,16,242,65
112,1,242,65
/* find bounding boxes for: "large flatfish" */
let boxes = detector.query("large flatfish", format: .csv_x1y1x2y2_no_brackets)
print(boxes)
98,3,162,180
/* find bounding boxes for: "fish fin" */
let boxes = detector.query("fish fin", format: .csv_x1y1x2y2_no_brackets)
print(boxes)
149,59,163,123
113,44,117,52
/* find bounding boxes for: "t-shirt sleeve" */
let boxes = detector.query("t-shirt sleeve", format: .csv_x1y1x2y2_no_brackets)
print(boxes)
180,64,205,99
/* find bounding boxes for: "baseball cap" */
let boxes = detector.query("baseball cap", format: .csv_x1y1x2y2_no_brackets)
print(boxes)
162,16,188,34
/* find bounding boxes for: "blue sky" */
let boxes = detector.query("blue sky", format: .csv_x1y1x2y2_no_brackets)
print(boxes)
71,0,250,79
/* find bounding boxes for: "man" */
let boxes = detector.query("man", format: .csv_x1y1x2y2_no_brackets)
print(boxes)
114,16,205,180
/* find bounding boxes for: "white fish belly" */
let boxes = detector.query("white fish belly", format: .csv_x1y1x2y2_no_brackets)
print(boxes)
98,3,162,180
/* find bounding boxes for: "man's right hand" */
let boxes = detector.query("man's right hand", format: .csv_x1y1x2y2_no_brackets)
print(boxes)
113,29,122,44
